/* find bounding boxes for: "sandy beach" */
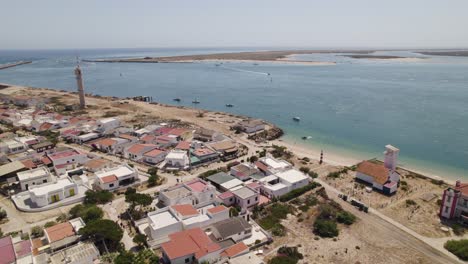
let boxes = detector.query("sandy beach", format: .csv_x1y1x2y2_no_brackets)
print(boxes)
0,83,458,185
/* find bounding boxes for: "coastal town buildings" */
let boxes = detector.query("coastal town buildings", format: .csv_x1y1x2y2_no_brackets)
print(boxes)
158,178,217,207
28,177,78,207
124,143,158,161
163,149,190,169
255,156,292,175
235,119,265,134
230,163,259,181
210,217,252,242
17,166,53,191
145,204,229,243
258,169,309,198
355,145,401,195
95,164,138,191
439,180,468,224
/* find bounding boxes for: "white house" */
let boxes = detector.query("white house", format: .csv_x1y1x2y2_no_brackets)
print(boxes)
47,149,88,167
159,178,217,208
95,164,138,191
17,166,53,191
255,156,292,175
29,177,78,207
232,186,259,210
355,145,400,195
163,149,190,169
145,204,229,242
74,132,100,145
124,143,158,161
192,147,219,163
0,139,26,154
259,169,310,198
95,118,120,133
142,148,168,165
93,137,130,154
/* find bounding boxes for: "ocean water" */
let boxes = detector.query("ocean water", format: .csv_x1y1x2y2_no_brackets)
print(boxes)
0,48,468,180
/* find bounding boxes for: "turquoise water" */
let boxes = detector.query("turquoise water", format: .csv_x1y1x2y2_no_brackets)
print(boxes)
0,48,467,180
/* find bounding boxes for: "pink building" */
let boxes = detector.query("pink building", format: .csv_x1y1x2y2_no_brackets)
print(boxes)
440,180,468,224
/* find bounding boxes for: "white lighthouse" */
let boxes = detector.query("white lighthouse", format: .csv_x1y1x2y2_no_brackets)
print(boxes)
74,64,86,109
384,144,399,171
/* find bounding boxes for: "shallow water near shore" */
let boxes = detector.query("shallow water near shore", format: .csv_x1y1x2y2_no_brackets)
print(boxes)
1,48,468,180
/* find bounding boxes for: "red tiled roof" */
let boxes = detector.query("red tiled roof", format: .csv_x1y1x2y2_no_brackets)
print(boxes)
175,141,191,150
207,205,228,214
186,180,207,192
14,239,32,258
171,204,199,216
161,228,221,260
143,148,165,157
0,236,15,264
48,150,81,160
356,161,389,185
193,147,215,157
101,174,118,184
155,127,173,135
169,128,188,136
97,138,117,147
39,122,53,131
45,222,75,243
247,182,261,189
255,161,269,172
456,183,468,196
41,156,52,165
127,144,157,155
141,134,156,142
218,191,234,199
220,242,249,258
21,159,37,169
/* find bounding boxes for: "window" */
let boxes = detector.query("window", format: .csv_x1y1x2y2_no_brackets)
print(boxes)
43,179,47,183
109,183,114,188
185,258,190,263
230,198,233,202
445,206,449,213
210,194,214,198
447,196,451,203
255,197,258,201
247,199,250,204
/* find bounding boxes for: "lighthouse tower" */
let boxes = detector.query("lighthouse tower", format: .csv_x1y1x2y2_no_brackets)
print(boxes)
384,145,399,171
74,64,86,109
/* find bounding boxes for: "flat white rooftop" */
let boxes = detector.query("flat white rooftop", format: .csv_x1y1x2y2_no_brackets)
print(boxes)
149,211,179,229
17,167,50,181
262,157,290,169
166,150,187,160
275,169,308,183
265,182,288,191
96,165,133,179
29,177,75,196
259,175,278,183
221,179,243,190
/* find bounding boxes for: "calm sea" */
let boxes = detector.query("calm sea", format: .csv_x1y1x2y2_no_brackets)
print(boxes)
0,48,467,180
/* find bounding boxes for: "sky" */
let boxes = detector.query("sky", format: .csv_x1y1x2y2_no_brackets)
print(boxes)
2,0,468,50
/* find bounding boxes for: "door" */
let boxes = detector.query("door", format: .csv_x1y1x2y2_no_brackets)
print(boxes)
51,194,60,203
69,188,75,197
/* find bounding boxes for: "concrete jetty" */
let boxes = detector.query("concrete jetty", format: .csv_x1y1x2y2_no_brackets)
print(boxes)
0,61,32,70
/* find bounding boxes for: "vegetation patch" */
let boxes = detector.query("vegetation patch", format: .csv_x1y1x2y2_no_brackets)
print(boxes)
279,182,321,202
444,239,468,261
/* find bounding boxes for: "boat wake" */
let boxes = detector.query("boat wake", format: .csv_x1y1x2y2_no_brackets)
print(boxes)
220,65,270,76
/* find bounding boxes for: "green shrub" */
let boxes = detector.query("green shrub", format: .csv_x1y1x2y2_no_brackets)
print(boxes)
279,182,321,202
299,167,310,174
44,221,57,228
405,199,417,207
84,190,113,204
452,224,466,236
30,226,44,238
271,224,286,236
313,219,339,238
269,256,298,264
336,211,356,225
444,239,468,261
431,179,445,186
69,204,104,224
0,208,7,220
308,171,318,178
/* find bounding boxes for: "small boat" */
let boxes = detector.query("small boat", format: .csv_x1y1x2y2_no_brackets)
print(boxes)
192,99,200,104
293,117,301,121
267,73,271,76
215,63,221,67
302,136,312,140
253,63,259,66
225,104,234,107
173,98,181,102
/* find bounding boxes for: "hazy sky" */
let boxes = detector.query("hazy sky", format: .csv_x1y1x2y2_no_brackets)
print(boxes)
2,0,468,49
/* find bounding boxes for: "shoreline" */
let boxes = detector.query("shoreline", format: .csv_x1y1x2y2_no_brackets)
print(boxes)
0,82,460,186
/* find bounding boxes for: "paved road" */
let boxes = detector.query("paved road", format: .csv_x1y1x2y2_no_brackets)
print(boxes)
316,178,461,264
